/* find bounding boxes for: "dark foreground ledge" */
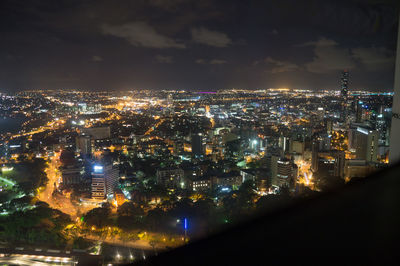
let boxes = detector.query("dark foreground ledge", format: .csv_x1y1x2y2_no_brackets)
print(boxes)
133,163,400,266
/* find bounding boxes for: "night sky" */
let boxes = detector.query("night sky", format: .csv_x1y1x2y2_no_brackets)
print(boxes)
0,0,399,91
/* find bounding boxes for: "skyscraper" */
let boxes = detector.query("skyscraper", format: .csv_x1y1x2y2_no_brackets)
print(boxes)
191,132,204,157
340,70,349,123
355,127,379,163
91,163,119,200
341,70,349,97
311,136,319,173
275,158,297,189
355,100,363,123
76,134,91,156
333,150,345,178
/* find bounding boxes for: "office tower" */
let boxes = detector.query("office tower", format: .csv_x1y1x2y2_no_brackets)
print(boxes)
91,163,119,200
191,132,203,156
289,140,304,155
317,107,324,120
61,165,83,186
355,100,363,123
333,150,345,178
76,134,91,156
341,70,349,97
270,155,279,186
325,119,333,135
60,150,83,186
376,109,388,146
389,14,400,164
340,70,349,122
318,133,331,151
311,139,319,172
348,127,357,151
278,135,289,153
275,158,297,189
355,127,379,163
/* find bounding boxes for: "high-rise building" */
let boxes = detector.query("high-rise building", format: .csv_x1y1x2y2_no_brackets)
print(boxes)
268,155,278,186
276,158,297,189
270,158,296,189
325,119,333,135
278,135,289,153
318,133,331,151
340,70,349,122
344,160,374,179
289,140,304,155
354,127,379,163
191,132,204,156
355,100,363,123
61,165,83,186
311,139,319,173
341,70,349,97
91,163,119,200
76,134,91,156
333,150,345,178
389,14,400,164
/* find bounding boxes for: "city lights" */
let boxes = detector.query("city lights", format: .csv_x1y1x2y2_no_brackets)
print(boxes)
0,2,395,262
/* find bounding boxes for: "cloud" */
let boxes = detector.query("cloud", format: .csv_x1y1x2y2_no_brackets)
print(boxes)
102,22,185,49
271,29,278,35
296,38,395,73
304,38,356,73
210,59,227,64
264,57,300,73
191,27,232,47
92,55,103,62
195,58,227,64
352,47,395,71
155,55,173,63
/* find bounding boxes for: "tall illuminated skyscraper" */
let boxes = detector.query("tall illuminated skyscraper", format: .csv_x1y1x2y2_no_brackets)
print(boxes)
389,14,400,164
341,70,349,123
341,70,349,97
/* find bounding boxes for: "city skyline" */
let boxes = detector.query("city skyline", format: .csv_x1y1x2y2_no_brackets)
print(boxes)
0,1,399,265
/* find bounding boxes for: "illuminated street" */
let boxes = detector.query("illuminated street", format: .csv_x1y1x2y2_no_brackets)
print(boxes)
38,152,94,219
39,152,61,201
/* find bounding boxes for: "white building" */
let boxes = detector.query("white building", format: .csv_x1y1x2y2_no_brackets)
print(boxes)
91,163,119,200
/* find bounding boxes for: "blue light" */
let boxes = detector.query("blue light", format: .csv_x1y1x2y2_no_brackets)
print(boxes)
184,218,188,230
93,165,103,173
